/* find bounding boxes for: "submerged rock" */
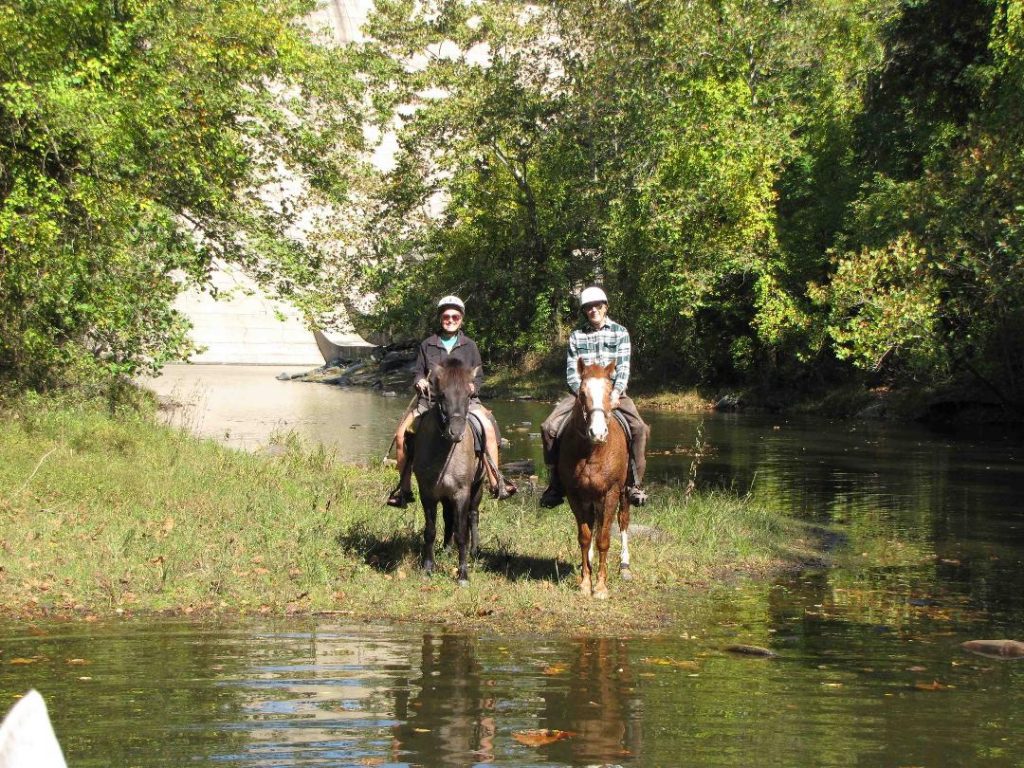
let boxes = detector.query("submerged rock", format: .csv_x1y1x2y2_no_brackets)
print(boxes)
725,644,777,658
961,639,1024,659
715,394,743,412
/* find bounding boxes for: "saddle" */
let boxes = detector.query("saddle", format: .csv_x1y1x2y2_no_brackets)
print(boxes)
467,411,486,455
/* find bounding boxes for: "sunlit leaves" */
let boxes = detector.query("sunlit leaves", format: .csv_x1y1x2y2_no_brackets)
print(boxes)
0,0,366,391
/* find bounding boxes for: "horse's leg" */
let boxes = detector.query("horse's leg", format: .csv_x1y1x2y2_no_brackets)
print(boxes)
568,496,593,596
442,500,455,551
469,477,483,558
618,490,633,581
451,496,471,585
422,498,438,576
592,491,617,599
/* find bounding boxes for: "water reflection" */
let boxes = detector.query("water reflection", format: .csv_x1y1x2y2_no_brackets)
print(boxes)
390,633,496,765
14,365,1014,765
538,638,641,765
3,606,1024,767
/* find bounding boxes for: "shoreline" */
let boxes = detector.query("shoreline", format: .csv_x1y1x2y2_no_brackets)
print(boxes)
290,355,1024,426
0,394,823,634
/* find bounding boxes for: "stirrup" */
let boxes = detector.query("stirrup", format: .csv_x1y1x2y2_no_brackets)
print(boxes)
386,487,415,508
627,486,648,506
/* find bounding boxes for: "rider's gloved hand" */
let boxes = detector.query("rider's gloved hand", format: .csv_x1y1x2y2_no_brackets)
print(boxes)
415,377,430,395
610,389,621,409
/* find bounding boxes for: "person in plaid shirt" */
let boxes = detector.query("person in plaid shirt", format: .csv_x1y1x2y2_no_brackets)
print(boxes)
540,286,650,508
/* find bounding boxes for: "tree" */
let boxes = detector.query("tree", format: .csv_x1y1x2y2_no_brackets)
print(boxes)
0,0,366,391
356,0,894,385
820,0,1024,407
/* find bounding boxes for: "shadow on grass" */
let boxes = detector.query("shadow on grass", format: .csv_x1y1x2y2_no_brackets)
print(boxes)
336,527,575,583
336,528,422,574
474,549,576,583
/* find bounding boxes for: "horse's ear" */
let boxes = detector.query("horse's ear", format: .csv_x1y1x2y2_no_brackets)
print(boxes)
576,357,586,377
470,365,481,381
604,360,616,378
430,365,443,386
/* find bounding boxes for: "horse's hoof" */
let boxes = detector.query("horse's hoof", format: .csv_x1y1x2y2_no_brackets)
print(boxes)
593,588,610,600
458,578,470,587
620,565,633,581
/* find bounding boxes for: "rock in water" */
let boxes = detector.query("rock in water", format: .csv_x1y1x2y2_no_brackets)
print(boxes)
961,639,1024,659
0,690,68,768
725,644,777,658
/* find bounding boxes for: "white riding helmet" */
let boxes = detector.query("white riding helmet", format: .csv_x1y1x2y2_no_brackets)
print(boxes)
437,295,466,314
579,286,608,307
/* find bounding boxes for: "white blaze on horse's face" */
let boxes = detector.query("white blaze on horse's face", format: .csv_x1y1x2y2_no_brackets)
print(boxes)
583,375,610,443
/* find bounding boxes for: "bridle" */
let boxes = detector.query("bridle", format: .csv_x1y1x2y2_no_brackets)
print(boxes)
574,382,610,440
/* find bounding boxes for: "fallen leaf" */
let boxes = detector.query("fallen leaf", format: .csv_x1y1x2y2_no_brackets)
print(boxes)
914,680,949,691
66,658,90,666
512,729,576,747
543,664,568,675
9,658,37,665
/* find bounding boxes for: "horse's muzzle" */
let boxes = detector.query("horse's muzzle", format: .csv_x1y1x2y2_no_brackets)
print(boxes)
445,419,467,443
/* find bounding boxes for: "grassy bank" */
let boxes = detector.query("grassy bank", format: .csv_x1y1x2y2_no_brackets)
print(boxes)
0,395,819,634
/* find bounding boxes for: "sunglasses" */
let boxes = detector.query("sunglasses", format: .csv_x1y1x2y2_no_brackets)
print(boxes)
441,313,462,321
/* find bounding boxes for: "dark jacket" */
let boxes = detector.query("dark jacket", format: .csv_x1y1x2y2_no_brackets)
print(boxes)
414,331,484,394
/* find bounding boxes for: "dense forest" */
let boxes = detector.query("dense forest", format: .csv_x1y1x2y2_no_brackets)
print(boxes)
2,0,1023,411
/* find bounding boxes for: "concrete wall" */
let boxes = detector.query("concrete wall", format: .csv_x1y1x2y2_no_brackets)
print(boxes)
175,263,373,365
175,0,376,366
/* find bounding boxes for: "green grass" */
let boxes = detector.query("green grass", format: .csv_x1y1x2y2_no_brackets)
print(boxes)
0,394,818,634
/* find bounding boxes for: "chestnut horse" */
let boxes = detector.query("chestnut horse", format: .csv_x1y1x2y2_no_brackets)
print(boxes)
558,359,632,598
412,358,484,584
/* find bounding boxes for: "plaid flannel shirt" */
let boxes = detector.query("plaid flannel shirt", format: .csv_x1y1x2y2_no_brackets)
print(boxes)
565,318,631,395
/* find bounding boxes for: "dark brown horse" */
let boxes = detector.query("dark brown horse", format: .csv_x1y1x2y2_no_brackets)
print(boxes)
412,358,484,584
558,359,632,598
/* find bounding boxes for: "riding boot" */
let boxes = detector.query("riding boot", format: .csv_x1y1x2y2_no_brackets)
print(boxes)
539,466,565,508
625,449,647,507
386,432,416,508
490,470,518,500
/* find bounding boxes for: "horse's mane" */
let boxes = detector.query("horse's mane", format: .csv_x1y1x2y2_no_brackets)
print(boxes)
435,357,473,387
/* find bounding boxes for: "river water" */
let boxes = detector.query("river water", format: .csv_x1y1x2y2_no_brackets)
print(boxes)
3,365,1024,767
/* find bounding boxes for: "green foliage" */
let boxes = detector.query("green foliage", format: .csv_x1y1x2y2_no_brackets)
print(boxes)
5,0,1022,408
349,0,1024,409
355,0,898,382
0,0,365,391
822,0,1024,402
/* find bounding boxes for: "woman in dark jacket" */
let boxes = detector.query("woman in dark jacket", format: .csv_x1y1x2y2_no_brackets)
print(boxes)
386,295,516,507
